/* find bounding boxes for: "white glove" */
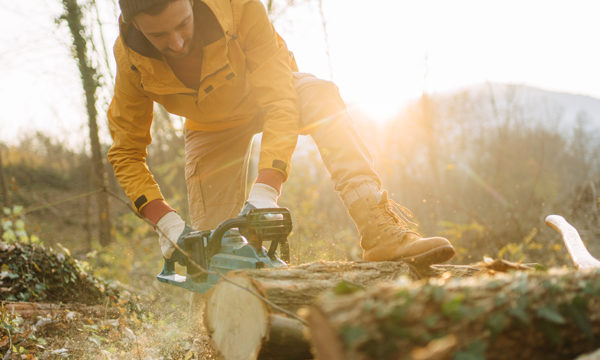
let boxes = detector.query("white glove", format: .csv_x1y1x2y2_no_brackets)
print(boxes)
156,211,186,259
240,183,280,217
246,183,279,209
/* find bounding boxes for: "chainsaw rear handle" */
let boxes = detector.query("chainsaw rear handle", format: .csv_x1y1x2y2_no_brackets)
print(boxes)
209,216,251,246
208,208,292,259
209,208,292,243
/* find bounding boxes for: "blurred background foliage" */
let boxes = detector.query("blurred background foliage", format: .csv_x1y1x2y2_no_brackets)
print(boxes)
1,82,599,290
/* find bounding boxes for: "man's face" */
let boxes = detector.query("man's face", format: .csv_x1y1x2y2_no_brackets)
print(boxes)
133,0,195,59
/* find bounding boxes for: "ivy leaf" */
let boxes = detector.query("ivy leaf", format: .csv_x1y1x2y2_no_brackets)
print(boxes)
333,280,364,295
508,296,530,325
35,282,47,293
12,206,24,216
562,296,593,340
15,219,25,231
2,230,16,243
424,314,439,327
536,306,566,325
339,325,368,349
454,339,487,360
486,312,508,339
442,293,465,321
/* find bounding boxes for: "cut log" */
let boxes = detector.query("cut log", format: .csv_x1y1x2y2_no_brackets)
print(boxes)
204,274,309,360
203,261,480,360
306,268,600,360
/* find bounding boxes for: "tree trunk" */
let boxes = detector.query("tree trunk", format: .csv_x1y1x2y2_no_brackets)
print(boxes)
421,93,440,232
85,162,93,250
61,0,111,246
306,268,600,360
0,146,11,209
203,261,479,359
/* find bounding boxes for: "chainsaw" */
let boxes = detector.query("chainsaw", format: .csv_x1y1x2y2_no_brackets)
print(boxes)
156,208,292,293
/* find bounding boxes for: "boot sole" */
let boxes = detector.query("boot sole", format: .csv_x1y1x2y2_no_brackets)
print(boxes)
398,245,455,267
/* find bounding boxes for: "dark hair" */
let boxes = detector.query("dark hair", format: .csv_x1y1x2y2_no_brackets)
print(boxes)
120,0,191,23
140,0,180,16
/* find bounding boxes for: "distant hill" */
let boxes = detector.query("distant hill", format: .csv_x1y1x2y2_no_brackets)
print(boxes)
434,83,600,135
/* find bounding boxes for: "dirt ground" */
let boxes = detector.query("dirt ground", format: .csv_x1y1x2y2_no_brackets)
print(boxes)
1,289,217,359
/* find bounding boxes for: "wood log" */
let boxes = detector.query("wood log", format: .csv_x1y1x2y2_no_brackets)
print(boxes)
203,261,480,360
306,268,600,360
204,274,310,360
1,301,120,319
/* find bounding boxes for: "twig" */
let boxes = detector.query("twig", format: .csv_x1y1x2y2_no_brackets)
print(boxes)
23,189,103,215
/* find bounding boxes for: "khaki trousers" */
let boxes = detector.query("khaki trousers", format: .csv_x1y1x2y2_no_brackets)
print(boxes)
185,72,381,231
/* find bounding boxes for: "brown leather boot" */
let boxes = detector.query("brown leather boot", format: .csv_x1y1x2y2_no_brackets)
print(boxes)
348,191,455,265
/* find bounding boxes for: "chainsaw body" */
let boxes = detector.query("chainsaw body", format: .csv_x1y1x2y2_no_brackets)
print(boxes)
156,208,292,293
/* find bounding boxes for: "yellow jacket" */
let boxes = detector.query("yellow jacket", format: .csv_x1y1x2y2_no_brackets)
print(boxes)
107,0,299,212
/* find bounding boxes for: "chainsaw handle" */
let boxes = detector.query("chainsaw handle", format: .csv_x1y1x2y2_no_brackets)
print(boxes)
208,208,292,257
208,216,249,254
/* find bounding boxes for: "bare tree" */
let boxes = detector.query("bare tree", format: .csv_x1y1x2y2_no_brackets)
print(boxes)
0,144,11,209
60,0,111,246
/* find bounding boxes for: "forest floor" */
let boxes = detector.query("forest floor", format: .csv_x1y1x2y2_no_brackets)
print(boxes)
0,241,216,359
2,240,600,360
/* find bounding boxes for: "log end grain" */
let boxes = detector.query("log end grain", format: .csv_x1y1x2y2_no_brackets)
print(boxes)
204,274,269,360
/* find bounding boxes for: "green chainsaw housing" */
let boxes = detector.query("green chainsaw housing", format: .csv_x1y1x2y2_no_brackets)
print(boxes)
156,208,292,293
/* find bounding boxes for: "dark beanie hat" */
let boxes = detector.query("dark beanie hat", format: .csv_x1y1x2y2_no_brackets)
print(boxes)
119,0,170,23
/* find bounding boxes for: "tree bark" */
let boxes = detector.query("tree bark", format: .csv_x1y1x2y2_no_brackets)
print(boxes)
61,0,111,246
203,261,479,359
306,268,600,360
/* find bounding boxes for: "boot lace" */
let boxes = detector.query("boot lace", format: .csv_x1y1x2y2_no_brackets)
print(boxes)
372,198,417,233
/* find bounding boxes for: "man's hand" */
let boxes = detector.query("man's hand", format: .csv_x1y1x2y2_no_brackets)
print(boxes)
156,211,193,261
240,183,279,215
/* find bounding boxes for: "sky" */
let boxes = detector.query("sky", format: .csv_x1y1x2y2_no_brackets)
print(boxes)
0,0,599,148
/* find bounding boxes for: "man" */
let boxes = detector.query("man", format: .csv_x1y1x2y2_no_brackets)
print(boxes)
108,0,455,266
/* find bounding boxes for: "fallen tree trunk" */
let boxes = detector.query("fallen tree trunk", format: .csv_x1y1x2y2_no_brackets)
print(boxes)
2,301,120,319
306,268,600,360
203,261,480,360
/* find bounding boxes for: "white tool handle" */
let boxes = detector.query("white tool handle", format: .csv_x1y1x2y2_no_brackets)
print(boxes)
545,215,600,270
